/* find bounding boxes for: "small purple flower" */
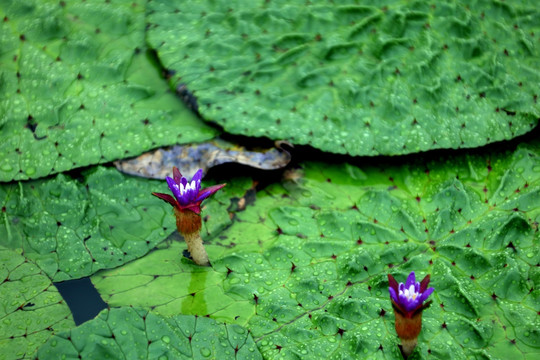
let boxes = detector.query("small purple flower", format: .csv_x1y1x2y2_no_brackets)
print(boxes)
152,167,225,214
388,271,434,316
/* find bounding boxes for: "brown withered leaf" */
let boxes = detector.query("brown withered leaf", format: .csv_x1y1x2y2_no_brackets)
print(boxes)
114,139,291,179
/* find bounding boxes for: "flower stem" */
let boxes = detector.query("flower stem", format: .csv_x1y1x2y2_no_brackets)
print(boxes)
400,338,417,358
183,231,210,266
393,308,423,358
174,208,210,266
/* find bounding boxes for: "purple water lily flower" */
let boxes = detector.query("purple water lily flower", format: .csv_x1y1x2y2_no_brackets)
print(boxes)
152,167,226,214
388,271,434,317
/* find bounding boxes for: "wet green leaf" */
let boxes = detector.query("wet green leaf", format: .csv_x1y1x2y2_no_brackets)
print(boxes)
0,167,249,281
36,307,262,360
93,140,540,358
0,0,216,182
147,0,539,156
0,246,74,360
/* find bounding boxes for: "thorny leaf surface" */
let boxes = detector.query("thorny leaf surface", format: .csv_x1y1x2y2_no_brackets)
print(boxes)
0,0,216,182
93,140,540,359
0,246,74,360
0,167,251,281
37,307,262,360
147,0,539,156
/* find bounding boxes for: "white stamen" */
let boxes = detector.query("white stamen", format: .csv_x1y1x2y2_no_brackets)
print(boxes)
178,180,196,196
399,284,419,301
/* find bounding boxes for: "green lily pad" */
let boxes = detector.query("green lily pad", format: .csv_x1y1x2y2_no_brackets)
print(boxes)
0,167,249,282
147,0,539,156
0,0,216,182
92,139,540,358
0,246,74,360
36,307,262,360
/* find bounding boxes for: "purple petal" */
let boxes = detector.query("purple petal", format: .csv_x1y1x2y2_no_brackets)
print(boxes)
166,177,182,203
397,293,408,308
408,301,421,312
174,177,193,205
389,287,398,303
192,169,203,191
185,170,203,203
185,170,203,204
195,183,226,202
401,295,419,312
414,282,420,293
405,271,416,288
419,287,434,303
177,192,190,206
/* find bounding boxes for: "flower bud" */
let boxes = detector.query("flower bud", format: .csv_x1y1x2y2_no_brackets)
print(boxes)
152,167,225,266
388,271,433,358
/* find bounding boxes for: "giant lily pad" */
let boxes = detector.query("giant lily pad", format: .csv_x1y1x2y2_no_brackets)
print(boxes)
147,0,539,156
0,246,74,360
0,0,216,182
37,307,262,360
0,166,251,282
92,140,540,358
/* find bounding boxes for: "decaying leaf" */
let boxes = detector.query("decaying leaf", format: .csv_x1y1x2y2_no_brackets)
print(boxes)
114,139,291,179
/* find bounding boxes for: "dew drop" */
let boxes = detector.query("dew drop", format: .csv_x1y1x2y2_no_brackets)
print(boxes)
233,326,245,334
200,347,211,357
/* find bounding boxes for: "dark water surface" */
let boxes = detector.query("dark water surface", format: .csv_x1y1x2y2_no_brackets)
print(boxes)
55,277,108,325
